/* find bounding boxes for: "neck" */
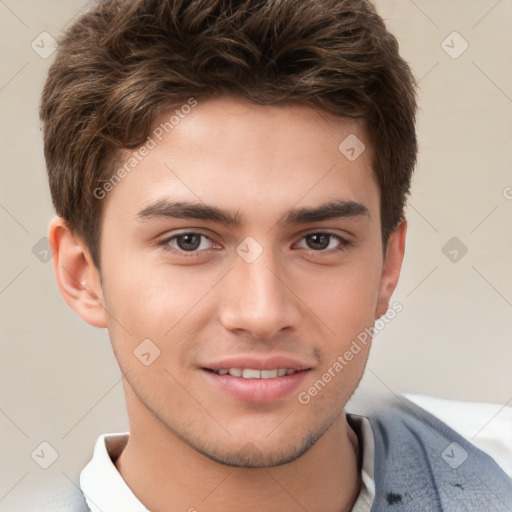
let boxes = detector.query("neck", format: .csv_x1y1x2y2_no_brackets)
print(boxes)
115,391,361,512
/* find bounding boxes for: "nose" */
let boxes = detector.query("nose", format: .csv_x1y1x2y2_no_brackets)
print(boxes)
219,245,303,340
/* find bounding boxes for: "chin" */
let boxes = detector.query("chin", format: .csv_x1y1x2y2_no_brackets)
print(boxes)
192,431,318,469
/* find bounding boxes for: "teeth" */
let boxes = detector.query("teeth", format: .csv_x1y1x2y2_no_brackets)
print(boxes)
243,368,261,379
216,368,296,379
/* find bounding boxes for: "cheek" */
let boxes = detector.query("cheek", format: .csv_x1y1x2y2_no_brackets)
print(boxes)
101,244,197,332
100,259,218,367
298,255,383,341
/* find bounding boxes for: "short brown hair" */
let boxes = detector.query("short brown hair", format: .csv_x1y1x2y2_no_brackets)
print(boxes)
40,0,417,270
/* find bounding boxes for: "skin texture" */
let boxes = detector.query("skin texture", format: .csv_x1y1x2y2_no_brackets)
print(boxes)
49,96,407,512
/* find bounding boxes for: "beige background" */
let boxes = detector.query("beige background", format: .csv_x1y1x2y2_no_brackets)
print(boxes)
1,0,511,509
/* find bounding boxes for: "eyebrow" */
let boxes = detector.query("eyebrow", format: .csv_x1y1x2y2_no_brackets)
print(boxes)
135,198,370,227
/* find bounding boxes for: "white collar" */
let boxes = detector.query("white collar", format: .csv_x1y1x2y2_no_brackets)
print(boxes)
80,432,148,512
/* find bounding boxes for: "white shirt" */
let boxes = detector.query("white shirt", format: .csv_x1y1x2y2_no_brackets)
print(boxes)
80,415,376,512
80,432,145,511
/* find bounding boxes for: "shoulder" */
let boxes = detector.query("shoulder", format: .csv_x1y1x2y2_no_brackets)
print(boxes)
348,393,512,511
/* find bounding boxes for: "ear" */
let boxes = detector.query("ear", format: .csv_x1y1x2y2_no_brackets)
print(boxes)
375,218,407,318
48,216,107,328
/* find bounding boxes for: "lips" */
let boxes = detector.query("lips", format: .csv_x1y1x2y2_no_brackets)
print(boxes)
200,356,313,402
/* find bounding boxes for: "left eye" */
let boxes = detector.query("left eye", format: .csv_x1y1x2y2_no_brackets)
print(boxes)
296,233,348,252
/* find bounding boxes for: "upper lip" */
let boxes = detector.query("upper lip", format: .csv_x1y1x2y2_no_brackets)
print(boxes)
202,355,314,372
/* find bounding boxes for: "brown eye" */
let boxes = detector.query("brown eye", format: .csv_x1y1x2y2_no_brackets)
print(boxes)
298,233,349,253
305,233,331,250
175,233,202,251
158,232,215,256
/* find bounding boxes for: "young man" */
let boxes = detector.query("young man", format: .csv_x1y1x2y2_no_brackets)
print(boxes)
40,0,512,510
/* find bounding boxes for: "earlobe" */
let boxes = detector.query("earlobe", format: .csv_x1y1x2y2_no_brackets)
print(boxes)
375,218,407,319
48,216,107,328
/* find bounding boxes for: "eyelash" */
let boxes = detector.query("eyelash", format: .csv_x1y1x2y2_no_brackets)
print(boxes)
157,231,351,258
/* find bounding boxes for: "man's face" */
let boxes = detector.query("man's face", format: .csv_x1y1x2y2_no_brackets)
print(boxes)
95,96,397,467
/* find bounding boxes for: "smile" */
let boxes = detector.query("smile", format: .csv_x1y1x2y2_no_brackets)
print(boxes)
207,368,297,378
201,367,310,402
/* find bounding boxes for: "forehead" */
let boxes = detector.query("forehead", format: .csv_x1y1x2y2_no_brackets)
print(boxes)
103,96,378,224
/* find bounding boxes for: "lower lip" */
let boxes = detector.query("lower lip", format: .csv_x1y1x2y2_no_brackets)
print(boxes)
201,369,310,403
